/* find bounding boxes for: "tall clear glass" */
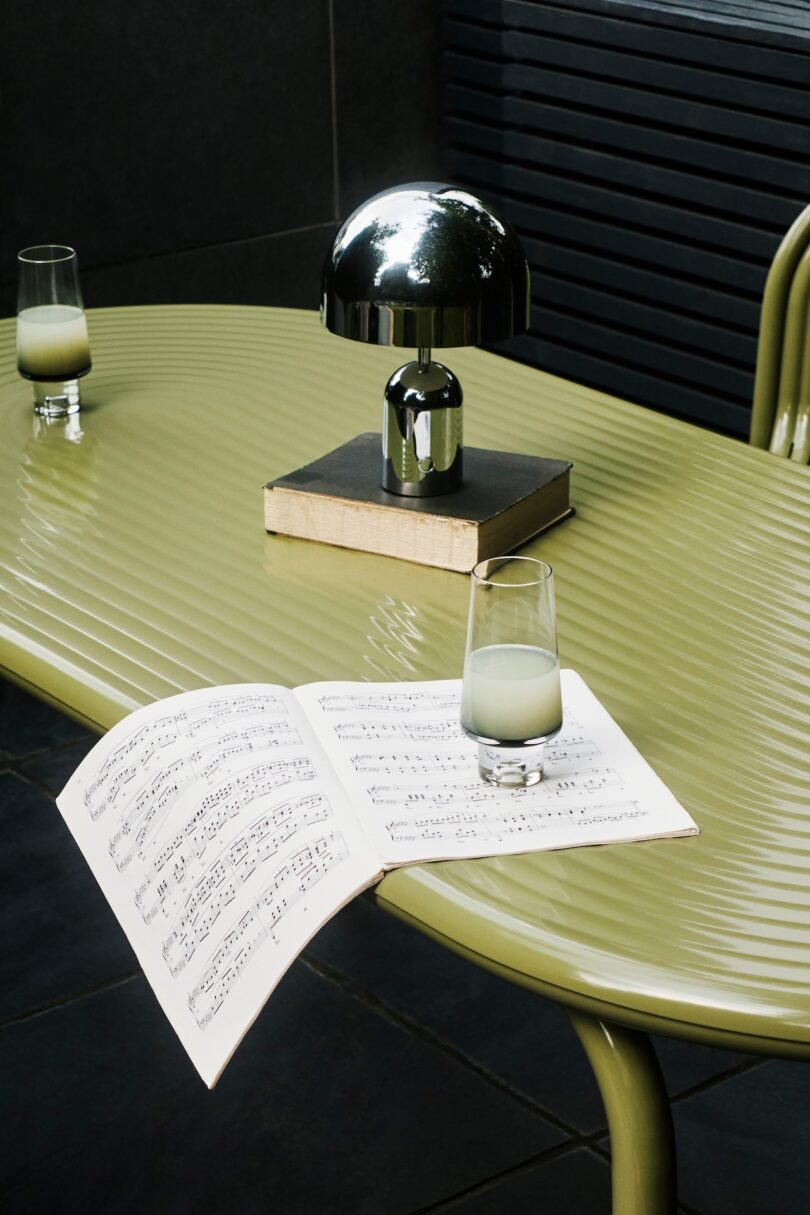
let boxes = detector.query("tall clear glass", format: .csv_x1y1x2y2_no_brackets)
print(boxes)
17,245,92,417
461,556,563,787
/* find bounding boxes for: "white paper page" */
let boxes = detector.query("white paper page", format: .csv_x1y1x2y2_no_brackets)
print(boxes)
295,670,699,867
56,684,382,1087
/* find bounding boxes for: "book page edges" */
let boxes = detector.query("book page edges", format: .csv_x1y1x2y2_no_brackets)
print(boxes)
265,488,477,570
265,469,572,572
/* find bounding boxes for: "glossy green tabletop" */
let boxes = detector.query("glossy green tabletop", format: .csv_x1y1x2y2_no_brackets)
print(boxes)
1,306,809,1051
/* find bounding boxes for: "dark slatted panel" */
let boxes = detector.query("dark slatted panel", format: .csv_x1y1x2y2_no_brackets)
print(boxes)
443,0,810,433
583,0,810,45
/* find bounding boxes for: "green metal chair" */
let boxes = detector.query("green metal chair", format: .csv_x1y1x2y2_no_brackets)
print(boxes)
750,202,810,460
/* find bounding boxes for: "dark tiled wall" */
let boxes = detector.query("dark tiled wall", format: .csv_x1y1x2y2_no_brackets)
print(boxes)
0,1,444,317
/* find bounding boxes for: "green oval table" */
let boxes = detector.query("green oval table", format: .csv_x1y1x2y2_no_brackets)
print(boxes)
2,306,809,1213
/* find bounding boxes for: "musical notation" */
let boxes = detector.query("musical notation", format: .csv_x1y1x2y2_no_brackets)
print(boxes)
545,736,600,764
368,768,621,808
318,690,459,714
109,756,316,872
335,718,464,743
350,751,475,776
135,791,332,925
84,695,289,819
187,831,349,1028
387,800,645,843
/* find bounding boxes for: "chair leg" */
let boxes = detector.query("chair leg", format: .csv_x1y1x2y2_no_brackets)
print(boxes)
567,1009,676,1215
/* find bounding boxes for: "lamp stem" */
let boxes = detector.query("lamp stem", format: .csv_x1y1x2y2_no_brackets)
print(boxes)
417,346,431,371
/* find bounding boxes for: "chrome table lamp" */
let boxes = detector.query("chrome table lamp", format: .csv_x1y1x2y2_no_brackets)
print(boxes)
265,183,571,572
321,182,530,497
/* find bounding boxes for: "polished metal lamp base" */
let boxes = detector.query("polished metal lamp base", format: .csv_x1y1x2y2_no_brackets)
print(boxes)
382,348,463,497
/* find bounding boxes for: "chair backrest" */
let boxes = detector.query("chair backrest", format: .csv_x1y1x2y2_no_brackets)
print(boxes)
750,202,810,460
768,248,810,461
791,340,810,464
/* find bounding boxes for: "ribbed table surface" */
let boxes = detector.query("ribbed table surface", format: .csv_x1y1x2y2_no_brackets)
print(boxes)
1,305,808,1047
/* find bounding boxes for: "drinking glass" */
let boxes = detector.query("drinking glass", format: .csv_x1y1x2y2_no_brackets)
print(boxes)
461,556,563,787
17,245,92,417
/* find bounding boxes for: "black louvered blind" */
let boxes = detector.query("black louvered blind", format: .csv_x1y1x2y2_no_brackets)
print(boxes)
443,0,810,435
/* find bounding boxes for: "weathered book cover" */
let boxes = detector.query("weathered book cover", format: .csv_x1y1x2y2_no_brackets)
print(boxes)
264,433,573,571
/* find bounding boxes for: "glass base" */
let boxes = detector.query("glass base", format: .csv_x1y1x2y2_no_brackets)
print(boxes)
477,741,547,787
33,379,80,417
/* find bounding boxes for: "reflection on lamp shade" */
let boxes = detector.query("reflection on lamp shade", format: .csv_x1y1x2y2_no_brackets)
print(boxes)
321,182,530,348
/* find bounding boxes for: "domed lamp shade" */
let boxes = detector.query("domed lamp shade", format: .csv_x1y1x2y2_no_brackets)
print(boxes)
321,182,530,497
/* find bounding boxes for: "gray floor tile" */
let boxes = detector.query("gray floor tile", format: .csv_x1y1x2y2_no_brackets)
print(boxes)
437,1148,610,1214
309,896,749,1132
0,771,135,1021
674,1058,810,1215
20,737,97,794
0,963,564,1215
0,679,93,759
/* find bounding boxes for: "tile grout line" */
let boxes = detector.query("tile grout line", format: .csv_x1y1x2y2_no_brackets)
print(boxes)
5,766,67,801
669,1054,764,1105
0,222,340,292
327,0,340,219
300,951,593,1141
3,734,94,764
4,736,97,796
0,969,142,1031
407,1136,609,1215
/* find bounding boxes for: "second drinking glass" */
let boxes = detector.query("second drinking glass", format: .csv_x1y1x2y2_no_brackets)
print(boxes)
461,556,563,787
16,245,92,417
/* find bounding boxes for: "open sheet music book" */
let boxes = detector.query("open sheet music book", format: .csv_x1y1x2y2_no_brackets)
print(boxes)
57,671,698,1087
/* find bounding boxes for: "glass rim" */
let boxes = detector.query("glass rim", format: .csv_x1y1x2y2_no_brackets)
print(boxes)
471,555,553,587
17,245,77,264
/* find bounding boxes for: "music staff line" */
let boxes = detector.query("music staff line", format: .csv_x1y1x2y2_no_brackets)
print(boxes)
347,736,600,776
318,691,460,714
368,767,621,807
335,718,465,742
386,799,646,843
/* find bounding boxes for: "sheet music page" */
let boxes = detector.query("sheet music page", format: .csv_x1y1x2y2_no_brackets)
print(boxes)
56,684,382,1087
295,670,698,868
